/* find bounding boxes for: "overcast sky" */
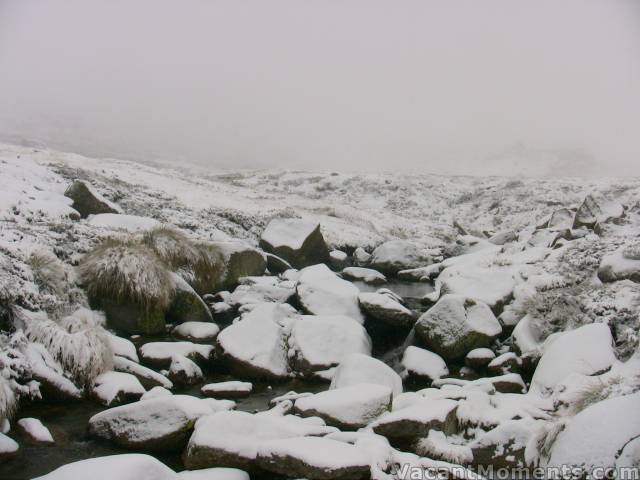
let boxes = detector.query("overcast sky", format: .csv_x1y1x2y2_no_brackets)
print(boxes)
0,0,639,175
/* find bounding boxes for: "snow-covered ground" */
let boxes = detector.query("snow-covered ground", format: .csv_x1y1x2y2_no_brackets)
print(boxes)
1,142,640,479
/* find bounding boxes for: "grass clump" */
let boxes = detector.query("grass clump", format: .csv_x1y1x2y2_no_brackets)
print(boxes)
28,246,68,296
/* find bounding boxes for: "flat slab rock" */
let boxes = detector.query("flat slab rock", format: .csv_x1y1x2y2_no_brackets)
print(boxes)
139,341,214,369
172,321,220,343
201,381,253,398
358,291,416,327
259,218,330,269
401,346,449,382
369,398,459,439
257,436,371,480
341,267,387,285
91,371,146,407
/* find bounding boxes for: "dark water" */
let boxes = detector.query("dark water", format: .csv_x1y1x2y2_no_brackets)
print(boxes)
0,376,326,480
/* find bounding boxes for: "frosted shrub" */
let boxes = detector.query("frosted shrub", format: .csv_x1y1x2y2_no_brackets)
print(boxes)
27,245,68,296
142,226,201,271
622,242,640,260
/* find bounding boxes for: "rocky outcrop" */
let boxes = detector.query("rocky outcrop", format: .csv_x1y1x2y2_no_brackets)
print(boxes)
64,180,121,218
368,240,437,275
259,218,330,269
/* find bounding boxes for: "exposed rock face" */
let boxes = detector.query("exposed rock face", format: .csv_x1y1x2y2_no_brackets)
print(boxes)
415,295,502,360
215,242,267,291
64,180,121,218
259,218,330,269
368,240,437,275
573,193,624,229
96,298,166,336
166,274,213,324
358,291,416,328
265,253,292,274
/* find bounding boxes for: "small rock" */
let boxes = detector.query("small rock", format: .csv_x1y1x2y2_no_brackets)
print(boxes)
168,355,203,386
172,321,220,343
329,250,349,270
487,352,522,375
113,356,173,390
342,266,386,285
201,381,253,399
464,348,496,370
353,247,372,266
401,346,449,384
139,341,214,369
16,418,54,445
369,240,437,275
92,371,146,407
358,291,416,328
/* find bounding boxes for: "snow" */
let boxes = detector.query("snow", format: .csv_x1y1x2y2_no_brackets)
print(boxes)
92,371,146,406
369,398,458,433
141,386,173,400
289,315,372,372
17,417,54,443
342,266,387,284
113,355,173,390
178,468,249,480
529,323,616,396
22,342,82,400
369,239,439,274
330,353,403,397
466,348,496,362
296,264,365,323
201,381,253,396
172,322,220,342
260,218,320,250
139,341,214,367
168,355,203,383
294,383,392,428
107,332,139,363
87,213,160,232
435,263,516,309
401,346,449,381
33,454,177,480
0,431,19,455
358,291,413,319
330,249,348,261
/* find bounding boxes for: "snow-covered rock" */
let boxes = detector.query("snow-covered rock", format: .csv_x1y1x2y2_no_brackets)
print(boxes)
530,323,616,396
330,353,403,397
295,264,365,323
183,407,337,470
546,392,640,472
167,355,203,386
178,467,249,480
113,355,173,390
211,241,267,291
397,264,443,282
353,247,372,266
598,244,640,283
415,294,502,360
23,342,82,401
259,218,330,269
64,180,122,218
16,417,54,444
107,332,139,363
216,303,295,380
167,274,213,324
401,346,449,383
201,381,253,399
329,249,349,270
369,398,459,440
139,341,214,369
546,207,575,230
265,252,292,274
573,193,624,228
0,432,18,461
358,291,416,327
227,276,296,307
294,384,392,429
92,371,146,406
89,395,234,451
369,240,437,275
141,386,173,401
33,454,177,480
414,430,473,465
470,418,542,469
342,267,386,285
436,264,515,311
257,436,371,480
487,352,522,375
488,230,517,245
289,315,371,376
465,348,496,370
171,322,220,344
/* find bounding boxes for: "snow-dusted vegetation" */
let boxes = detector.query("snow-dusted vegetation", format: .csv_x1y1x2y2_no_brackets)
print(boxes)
1,142,639,479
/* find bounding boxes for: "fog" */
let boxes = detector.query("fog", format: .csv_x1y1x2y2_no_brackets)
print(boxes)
1,0,639,176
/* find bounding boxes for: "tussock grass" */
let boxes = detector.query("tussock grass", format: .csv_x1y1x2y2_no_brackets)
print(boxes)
186,242,225,295
79,237,174,310
28,246,68,296
142,226,201,270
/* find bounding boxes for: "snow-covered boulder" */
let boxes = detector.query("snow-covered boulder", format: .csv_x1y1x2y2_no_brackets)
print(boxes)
329,249,349,270
401,346,449,384
259,218,330,269
139,341,214,369
167,355,204,386
201,381,253,399
106,332,139,363
183,408,337,471
178,468,249,480
487,352,522,375
113,356,173,390
88,395,234,451
546,392,640,473
64,180,121,218
167,274,213,324
353,247,371,266
415,295,502,360
488,230,517,245
0,432,18,462
573,193,624,228
436,264,515,311
23,342,82,401
530,323,616,396
33,454,177,480
16,418,54,444
141,386,173,401
369,398,459,440
172,321,220,343
358,291,416,328
226,276,296,307
342,267,386,285
598,244,640,283
92,371,146,406
211,241,267,291
330,353,403,397
294,384,392,429
470,418,542,469
289,315,371,377
546,207,574,230
369,240,437,275
464,348,496,370
296,264,365,323
265,252,292,275
216,303,295,380
256,437,371,480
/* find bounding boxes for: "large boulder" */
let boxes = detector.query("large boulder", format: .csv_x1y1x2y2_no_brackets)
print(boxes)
368,240,437,275
256,437,370,480
400,346,449,384
166,274,213,324
330,353,403,397
216,304,295,380
88,395,233,451
139,341,214,369
259,218,330,269
33,454,177,480
294,384,392,429
358,291,416,328
64,180,121,218
597,244,640,283
91,371,146,407
529,323,616,396
369,398,458,440
573,193,624,228
415,295,502,360
214,242,267,291
296,264,365,323
289,315,372,377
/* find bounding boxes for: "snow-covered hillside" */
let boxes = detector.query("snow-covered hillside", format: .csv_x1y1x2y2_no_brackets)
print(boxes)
1,142,639,480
